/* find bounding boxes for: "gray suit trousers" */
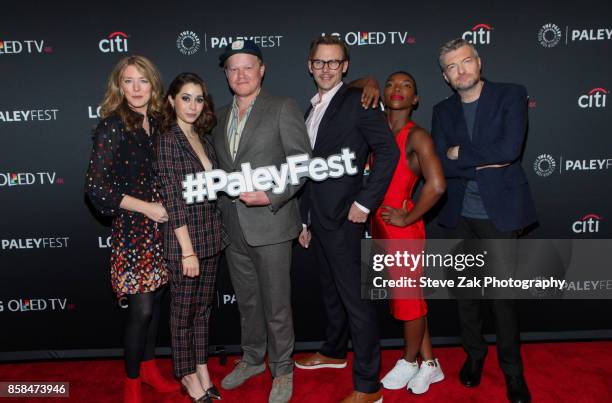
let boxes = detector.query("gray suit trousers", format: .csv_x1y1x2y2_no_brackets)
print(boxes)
224,202,294,376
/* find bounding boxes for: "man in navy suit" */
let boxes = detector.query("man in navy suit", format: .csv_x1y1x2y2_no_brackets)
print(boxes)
295,35,399,403
432,38,537,403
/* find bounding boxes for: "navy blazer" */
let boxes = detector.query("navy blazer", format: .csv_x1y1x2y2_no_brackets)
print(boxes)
431,80,537,232
300,84,399,230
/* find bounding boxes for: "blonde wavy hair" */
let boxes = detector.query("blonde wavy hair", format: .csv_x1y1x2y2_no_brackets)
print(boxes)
99,55,163,131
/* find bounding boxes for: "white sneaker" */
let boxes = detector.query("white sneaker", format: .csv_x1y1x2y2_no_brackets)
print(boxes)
381,359,419,390
407,359,445,394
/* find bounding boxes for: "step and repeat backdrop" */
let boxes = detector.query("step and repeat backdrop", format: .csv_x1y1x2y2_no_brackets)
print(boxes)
1,0,611,359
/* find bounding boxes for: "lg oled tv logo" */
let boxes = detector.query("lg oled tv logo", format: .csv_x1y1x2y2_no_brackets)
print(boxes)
578,88,607,109
88,105,101,119
462,24,492,45
572,214,603,234
0,172,64,187
99,32,129,53
0,298,75,313
0,39,53,54
323,32,415,46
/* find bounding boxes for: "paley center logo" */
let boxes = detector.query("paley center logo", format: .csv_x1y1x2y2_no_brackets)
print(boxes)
578,88,608,109
0,298,74,313
323,32,415,46
209,34,283,49
99,32,129,53
0,39,53,54
572,214,603,234
538,22,612,47
177,30,201,55
533,154,612,177
0,109,59,123
462,23,492,45
183,149,358,203
0,172,64,187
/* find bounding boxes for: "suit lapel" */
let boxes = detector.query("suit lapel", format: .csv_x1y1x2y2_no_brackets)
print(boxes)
314,84,347,152
215,106,232,163
173,122,205,170
232,90,267,167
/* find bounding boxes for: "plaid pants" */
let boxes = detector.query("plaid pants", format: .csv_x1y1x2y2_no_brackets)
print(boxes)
167,255,219,378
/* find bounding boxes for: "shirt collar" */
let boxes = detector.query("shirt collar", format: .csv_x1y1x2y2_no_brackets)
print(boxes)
310,81,343,107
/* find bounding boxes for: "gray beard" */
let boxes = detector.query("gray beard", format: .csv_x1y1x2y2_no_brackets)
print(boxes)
453,77,479,92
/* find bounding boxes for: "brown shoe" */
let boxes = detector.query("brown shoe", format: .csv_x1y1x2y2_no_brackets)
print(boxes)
294,352,347,370
340,390,383,403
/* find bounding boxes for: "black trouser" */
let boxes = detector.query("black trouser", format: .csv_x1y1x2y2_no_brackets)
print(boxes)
452,216,523,377
311,216,381,393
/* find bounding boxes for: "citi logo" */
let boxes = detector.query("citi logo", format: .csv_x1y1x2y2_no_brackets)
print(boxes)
99,32,129,53
578,88,608,109
572,214,602,233
462,24,492,45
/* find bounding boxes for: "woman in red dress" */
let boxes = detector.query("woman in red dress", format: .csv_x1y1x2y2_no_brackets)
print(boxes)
371,72,446,395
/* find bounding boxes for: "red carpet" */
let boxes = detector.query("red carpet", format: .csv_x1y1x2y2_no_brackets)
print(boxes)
0,342,611,402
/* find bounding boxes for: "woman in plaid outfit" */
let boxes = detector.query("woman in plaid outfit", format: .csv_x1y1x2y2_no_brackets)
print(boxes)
156,72,229,402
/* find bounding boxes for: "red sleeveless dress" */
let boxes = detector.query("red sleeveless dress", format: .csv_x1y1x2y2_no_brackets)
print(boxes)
371,120,428,321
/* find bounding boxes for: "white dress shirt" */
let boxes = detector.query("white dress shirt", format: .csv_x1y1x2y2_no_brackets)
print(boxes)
305,81,369,215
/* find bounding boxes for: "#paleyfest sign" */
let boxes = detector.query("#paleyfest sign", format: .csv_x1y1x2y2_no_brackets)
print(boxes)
182,148,357,203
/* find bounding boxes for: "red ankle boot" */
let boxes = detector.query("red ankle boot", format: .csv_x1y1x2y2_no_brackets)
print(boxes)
124,377,142,403
140,359,180,393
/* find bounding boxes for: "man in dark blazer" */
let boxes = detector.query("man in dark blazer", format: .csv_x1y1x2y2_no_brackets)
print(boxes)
211,40,311,403
295,35,399,403
432,38,537,403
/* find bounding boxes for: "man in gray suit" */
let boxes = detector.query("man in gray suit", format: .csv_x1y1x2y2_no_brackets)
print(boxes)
212,40,311,403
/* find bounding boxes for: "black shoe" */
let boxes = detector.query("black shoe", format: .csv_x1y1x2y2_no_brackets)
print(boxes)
205,384,222,400
459,357,484,387
505,374,531,403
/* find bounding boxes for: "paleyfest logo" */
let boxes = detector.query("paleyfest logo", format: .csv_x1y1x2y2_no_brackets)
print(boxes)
539,23,612,48
177,30,201,55
462,23,492,45
183,149,358,203
533,154,556,177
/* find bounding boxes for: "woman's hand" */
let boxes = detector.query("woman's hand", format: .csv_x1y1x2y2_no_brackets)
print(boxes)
381,200,409,227
182,255,199,277
144,202,169,223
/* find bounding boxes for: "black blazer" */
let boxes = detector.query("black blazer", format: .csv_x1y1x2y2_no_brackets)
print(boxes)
431,80,538,232
300,85,399,230
155,122,229,261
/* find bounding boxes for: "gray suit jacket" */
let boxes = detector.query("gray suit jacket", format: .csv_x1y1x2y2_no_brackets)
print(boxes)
212,90,312,246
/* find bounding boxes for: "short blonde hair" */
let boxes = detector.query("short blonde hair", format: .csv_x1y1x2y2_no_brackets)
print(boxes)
99,55,163,131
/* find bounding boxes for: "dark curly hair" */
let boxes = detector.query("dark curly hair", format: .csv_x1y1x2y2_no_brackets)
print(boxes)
161,72,216,136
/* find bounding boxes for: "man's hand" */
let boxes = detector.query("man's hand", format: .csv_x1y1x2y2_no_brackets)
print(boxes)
298,226,311,248
447,146,459,160
361,78,380,109
182,255,199,278
381,200,409,227
348,202,368,223
239,191,271,206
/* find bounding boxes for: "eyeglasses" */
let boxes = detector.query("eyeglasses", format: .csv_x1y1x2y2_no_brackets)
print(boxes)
310,59,345,70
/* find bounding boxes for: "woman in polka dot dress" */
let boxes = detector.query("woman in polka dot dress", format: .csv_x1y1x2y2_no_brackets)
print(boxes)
85,55,178,403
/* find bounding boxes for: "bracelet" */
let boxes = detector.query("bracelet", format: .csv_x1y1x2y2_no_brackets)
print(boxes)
181,254,196,260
